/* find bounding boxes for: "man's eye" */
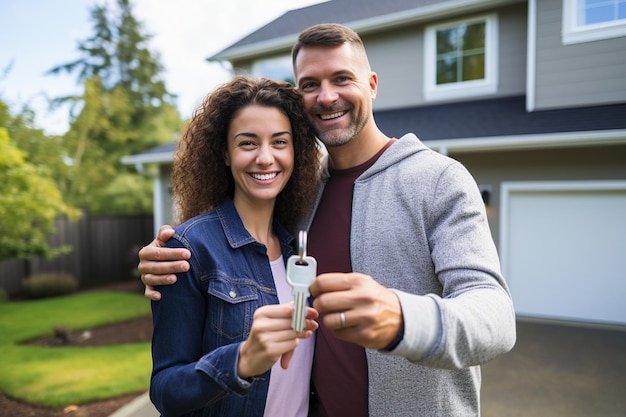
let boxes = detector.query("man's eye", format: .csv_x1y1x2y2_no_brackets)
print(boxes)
300,82,317,90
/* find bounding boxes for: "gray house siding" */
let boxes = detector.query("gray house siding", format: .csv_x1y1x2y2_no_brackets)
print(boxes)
497,3,528,97
534,0,626,109
159,164,174,226
363,26,424,110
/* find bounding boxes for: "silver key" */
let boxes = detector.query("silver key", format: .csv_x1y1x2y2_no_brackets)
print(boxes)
286,231,317,332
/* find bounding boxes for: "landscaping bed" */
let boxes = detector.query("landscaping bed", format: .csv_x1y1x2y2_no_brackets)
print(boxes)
0,281,153,417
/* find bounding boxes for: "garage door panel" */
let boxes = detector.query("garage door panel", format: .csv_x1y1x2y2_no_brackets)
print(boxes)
501,182,626,325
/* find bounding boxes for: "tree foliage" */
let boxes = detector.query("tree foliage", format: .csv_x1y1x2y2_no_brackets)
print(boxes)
48,0,183,215
0,126,80,262
0,100,71,193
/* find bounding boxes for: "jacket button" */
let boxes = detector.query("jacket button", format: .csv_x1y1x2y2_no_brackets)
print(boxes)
229,290,236,298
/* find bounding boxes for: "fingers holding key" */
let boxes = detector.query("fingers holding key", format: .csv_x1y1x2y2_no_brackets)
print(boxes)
238,304,318,378
310,272,403,350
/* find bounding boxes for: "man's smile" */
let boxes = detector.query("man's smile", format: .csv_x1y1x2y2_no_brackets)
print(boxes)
320,111,346,120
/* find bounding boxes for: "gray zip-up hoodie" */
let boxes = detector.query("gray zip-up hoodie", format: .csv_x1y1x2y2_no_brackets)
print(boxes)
309,133,516,416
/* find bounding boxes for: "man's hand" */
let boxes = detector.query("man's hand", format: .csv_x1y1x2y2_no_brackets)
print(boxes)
309,272,403,350
137,225,191,300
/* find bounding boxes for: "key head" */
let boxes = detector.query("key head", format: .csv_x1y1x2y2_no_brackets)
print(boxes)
286,255,317,287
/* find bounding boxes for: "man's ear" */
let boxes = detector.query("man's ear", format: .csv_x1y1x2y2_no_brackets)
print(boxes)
369,72,378,100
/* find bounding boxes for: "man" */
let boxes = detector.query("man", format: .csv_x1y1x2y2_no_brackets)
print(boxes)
138,23,516,416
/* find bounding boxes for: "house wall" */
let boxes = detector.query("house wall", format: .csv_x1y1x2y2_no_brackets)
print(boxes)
365,2,528,110
158,164,175,228
363,26,423,110
453,143,626,247
534,0,626,109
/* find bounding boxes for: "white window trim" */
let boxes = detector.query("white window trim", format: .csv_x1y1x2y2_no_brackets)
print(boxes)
423,13,498,102
562,0,626,45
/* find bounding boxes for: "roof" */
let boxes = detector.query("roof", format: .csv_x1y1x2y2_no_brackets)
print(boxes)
377,96,626,140
122,96,626,165
120,142,176,165
208,0,521,61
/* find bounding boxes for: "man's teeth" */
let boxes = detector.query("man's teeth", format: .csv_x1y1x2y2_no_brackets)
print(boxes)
320,111,345,120
251,172,278,180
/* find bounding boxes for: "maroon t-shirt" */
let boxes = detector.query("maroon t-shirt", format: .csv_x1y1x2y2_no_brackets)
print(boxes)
308,141,395,417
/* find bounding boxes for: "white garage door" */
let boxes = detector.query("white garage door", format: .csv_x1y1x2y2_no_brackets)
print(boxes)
500,181,626,325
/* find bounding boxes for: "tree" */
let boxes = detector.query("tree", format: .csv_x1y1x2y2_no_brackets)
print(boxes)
0,126,80,262
48,0,183,215
0,99,71,195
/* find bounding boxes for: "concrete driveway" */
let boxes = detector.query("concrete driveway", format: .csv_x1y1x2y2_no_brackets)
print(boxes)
482,320,626,417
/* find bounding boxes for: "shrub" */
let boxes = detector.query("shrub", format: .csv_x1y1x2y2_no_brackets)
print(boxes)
21,272,78,299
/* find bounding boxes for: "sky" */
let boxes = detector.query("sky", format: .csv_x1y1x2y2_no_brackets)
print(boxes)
0,0,324,135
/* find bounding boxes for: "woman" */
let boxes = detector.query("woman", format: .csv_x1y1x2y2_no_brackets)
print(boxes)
150,76,321,417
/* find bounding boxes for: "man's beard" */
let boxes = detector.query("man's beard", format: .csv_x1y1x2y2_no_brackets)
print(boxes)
312,111,369,148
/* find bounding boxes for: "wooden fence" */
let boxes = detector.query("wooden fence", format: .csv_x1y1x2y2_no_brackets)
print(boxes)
0,213,153,295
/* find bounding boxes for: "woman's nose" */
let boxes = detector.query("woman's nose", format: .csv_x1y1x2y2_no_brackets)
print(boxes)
256,144,274,165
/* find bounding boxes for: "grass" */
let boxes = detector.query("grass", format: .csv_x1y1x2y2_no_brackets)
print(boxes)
0,290,152,408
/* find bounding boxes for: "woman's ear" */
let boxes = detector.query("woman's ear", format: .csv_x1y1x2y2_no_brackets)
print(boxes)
224,152,230,166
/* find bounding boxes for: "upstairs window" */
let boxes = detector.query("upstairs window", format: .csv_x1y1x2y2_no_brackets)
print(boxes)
424,14,498,101
251,55,294,85
563,0,626,44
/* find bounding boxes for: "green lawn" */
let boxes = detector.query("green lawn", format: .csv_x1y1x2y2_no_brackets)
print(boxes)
0,291,152,408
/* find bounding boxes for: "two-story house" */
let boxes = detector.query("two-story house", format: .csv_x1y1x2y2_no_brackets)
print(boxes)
122,0,626,326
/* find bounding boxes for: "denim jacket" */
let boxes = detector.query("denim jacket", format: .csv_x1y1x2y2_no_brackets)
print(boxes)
150,197,296,417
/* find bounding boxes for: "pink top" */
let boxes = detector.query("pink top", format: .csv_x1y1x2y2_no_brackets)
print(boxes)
263,256,315,417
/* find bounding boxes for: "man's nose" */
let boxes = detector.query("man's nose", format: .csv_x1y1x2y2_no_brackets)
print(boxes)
317,80,338,105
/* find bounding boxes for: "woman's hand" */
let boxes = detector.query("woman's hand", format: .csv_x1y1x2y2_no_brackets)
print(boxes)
237,303,318,379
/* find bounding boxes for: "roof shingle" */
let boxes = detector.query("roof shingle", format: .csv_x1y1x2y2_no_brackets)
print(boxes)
375,96,626,140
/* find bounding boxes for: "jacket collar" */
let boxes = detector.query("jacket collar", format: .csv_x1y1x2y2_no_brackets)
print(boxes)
216,197,294,250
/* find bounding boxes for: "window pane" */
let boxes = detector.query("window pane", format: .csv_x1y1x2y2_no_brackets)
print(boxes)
619,1,626,19
586,4,615,24
579,0,626,25
463,22,485,50
252,56,294,85
437,57,458,84
435,20,486,85
462,54,485,81
436,28,456,54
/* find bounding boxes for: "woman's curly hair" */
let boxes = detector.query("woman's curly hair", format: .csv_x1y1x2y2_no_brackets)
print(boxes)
172,76,321,232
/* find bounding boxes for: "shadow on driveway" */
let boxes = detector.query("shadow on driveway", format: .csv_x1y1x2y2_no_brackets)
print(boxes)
482,319,626,417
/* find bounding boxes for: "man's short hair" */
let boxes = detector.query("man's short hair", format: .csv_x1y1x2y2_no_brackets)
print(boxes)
291,23,366,67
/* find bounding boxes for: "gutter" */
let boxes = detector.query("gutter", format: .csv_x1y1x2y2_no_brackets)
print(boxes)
426,129,626,155
120,151,174,168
